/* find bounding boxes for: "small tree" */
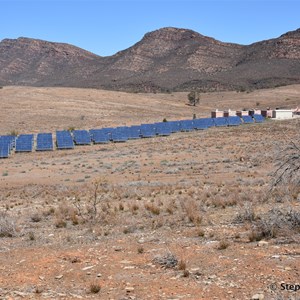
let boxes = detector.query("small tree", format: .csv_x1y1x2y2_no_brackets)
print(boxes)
72,178,109,224
187,90,200,106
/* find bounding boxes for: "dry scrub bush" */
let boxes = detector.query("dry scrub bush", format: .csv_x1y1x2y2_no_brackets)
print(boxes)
30,213,42,223
183,199,202,225
233,201,256,223
145,203,160,215
137,246,144,254
90,282,101,294
153,252,178,269
210,196,237,208
0,212,17,237
217,239,230,250
178,259,187,271
196,227,205,237
72,178,112,224
249,206,300,241
273,139,300,187
269,185,299,203
248,230,263,242
165,199,177,215
55,201,78,227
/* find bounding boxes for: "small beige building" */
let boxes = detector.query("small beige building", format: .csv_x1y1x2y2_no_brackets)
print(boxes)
224,109,237,117
261,109,273,118
211,109,224,118
236,110,249,117
272,109,294,119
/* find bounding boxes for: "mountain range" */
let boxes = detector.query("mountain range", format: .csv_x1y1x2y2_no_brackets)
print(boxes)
0,27,299,92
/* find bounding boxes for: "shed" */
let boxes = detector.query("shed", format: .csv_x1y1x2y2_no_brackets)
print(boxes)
211,109,224,118
224,109,237,117
272,110,294,119
236,110,249,117
261,110,273,118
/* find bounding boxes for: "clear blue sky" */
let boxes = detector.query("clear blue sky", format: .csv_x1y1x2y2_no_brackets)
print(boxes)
1,0,299,56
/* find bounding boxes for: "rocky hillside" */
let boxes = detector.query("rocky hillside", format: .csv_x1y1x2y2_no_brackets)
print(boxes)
0,27,299,92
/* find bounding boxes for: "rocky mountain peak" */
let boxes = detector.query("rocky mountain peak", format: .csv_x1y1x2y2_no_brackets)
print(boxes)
0,27,299,91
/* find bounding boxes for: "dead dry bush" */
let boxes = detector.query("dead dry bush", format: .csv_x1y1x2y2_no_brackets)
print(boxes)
30,212,42,223
54,201,78,227
182,198,202,225
269,185,300,203
72,178,114,224
273,139,300,187
250,206,300,241
233,201,256,224
217,239,230,250
144,202,160,215
0,212,17,237
153,252,178,269
209,195,237,209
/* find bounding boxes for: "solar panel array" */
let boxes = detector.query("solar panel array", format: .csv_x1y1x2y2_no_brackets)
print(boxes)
0,135,15,158
227,116,242,126
213,117,229,127
111,127,129,142
242,115,255,124
90,129,111,144
140,124,156,138
155,122,172,136
36,133,53,151
56,131,74,149
128,126,141,139
73,130,91,145
0,114,265,158
180,120,195,132
253,114,265,123
15,134,34,152
0,146,9,158
167,122,178,133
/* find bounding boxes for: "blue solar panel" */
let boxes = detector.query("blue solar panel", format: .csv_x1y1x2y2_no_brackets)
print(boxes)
15,134,34,152
111,127,129,142
102,128,114,134
253,114,265,123
36,133,53,151
0,135,15,152
242,116,254,124
0,135,16,158
128,126,141,139
167,121,181,133
203,118,215,128
140,124,156,138
155,122,172,136
56,131,74,149
90,129,111,144
213,117,229,127
193,118,209,130
0,144,9,158
179,120,194,131
73,130,91,145
227,116,242,126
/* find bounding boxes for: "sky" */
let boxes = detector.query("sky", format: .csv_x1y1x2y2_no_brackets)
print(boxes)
1,0,299,57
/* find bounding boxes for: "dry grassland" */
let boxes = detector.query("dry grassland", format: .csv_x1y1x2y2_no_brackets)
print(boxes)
0,85,299,300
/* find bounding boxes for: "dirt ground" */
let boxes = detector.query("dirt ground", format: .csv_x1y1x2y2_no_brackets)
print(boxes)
0,85,299,300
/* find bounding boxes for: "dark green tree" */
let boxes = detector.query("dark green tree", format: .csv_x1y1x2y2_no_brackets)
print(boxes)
187,90,200,106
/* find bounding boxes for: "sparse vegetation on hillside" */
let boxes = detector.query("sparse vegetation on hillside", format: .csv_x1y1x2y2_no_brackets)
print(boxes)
1,27,299,92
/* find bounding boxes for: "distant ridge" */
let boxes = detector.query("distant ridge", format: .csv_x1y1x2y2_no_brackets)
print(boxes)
0,27,299,92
